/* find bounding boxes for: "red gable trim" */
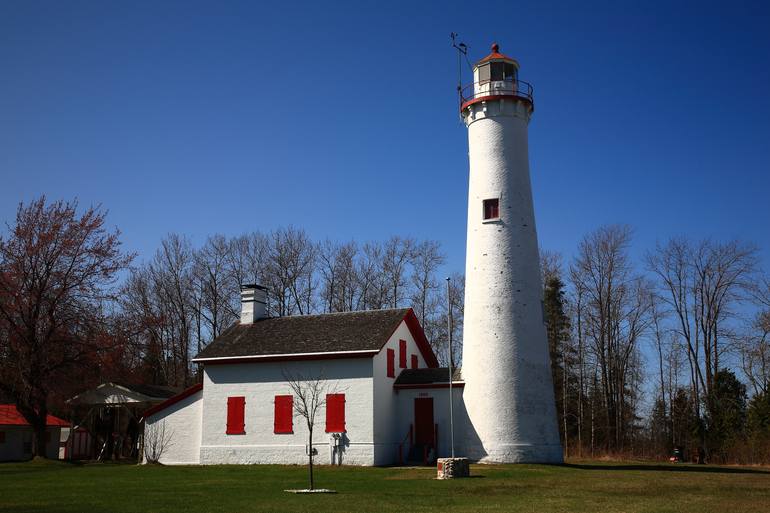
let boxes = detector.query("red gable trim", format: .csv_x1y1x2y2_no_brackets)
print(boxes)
0,405,68,427
401,309,440,368
143,383,203,419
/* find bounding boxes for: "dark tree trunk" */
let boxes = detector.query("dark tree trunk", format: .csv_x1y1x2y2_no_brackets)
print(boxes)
308,427,314,490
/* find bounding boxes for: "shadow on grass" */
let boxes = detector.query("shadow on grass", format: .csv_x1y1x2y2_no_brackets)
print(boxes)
563,463,770,475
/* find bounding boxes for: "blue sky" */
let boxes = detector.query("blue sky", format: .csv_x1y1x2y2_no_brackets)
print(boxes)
2,0,769,280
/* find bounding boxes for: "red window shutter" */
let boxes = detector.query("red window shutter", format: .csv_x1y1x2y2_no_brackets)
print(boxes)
399,339,407,368
226,396,245,434
274,395,293,434
326,394,346,433
411,354,418,369
387,348,395,378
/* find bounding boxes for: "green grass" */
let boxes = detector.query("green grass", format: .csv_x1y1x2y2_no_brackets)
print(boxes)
1,459,768,513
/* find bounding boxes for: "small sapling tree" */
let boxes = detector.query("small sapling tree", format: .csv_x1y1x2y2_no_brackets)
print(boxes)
282,368,338,491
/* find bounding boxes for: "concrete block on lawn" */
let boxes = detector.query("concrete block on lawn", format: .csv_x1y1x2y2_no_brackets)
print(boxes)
437,457,470,479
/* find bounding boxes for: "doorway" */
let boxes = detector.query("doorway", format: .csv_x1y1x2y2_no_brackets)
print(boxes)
414,397,434,446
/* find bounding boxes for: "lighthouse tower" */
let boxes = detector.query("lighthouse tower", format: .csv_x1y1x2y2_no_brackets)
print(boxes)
459,44,562,463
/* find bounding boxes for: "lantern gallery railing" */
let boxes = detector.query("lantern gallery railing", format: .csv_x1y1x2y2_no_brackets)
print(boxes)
459,79,534,110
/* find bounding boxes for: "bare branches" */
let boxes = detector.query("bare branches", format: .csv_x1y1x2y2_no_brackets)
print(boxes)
570,225,652,452
143,420,174,464
646,238,758,400
281,368,338,490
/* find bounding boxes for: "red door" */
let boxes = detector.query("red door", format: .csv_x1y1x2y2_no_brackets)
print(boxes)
414,398,434,446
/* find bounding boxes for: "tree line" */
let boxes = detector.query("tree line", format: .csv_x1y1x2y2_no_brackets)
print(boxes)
2,197,769,463
119,228,464,387
542,225,770,464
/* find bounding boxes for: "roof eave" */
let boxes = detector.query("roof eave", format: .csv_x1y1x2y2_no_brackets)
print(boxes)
193,349,380,365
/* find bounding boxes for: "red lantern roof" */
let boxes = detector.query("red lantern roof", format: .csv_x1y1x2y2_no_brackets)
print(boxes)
477,43,518,65
0,404,69,426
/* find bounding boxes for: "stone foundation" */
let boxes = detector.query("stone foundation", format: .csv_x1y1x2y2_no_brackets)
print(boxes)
437,457,470,479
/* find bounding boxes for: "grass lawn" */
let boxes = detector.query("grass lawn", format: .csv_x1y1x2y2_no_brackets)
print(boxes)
1,459,768,513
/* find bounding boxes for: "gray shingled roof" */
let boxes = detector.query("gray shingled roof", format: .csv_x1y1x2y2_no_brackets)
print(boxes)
114,382,180,399
394,367,463,385
194,308,411,360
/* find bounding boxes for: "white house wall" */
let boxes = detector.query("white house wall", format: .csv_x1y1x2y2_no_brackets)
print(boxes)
371,321,428,465
201,358,374,465
145,389,202,465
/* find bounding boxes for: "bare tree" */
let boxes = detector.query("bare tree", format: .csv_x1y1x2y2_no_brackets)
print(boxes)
266,227,317,316
194,235,238,341
143,420,174,464
150,234,195,385
649,293,670,447
740,310,770,396
282,369,337,490
318,240,359,313
382,236,415,308
647,237,758,459
0,197,133,457
571,225,652,452
409,240,445,326
541,249,563,287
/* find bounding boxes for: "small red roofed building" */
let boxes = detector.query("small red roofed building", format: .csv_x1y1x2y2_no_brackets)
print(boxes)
0,405,68,461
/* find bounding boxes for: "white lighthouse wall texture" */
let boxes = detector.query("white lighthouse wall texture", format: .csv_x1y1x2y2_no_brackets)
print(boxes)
460,62,563,462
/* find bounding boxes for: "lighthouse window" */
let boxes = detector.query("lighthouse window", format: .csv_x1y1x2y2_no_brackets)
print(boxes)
483,198,500,220
478,63,491,83
489,62,516,82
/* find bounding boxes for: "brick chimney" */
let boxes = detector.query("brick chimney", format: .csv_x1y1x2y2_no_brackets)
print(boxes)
240,284,267,324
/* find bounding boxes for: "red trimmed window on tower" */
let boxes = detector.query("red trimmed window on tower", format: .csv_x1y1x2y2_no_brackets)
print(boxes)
411,354,418,369
226,396,246,434
399,339,407,368
483,198,500,220
387,348,395,378
325,394,346,432
274,395,293,434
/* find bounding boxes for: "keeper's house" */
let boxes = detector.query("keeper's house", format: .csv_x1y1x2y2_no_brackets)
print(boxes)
143,285,467,466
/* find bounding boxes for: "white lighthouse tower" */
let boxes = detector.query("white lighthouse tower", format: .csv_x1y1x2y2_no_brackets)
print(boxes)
459,44,562,463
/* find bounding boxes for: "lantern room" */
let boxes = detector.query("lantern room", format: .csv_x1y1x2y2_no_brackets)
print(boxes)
474,43,518,84
460,43,533,113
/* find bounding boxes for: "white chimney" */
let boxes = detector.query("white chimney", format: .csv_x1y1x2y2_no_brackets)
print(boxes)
240,284,267,324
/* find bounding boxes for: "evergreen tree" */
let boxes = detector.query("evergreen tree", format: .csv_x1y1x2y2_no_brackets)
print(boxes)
543,276,572,446
706,369,748,462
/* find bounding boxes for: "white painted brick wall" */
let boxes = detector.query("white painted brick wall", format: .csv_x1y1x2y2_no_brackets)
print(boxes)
372,321,428,465
200,358,375,465
461,93,563,463
145,389,202,465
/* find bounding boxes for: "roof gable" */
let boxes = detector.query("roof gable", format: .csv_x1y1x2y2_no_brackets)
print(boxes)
143,383,203,419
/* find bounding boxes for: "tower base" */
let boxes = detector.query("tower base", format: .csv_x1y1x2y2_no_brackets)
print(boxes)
464,443,564,464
